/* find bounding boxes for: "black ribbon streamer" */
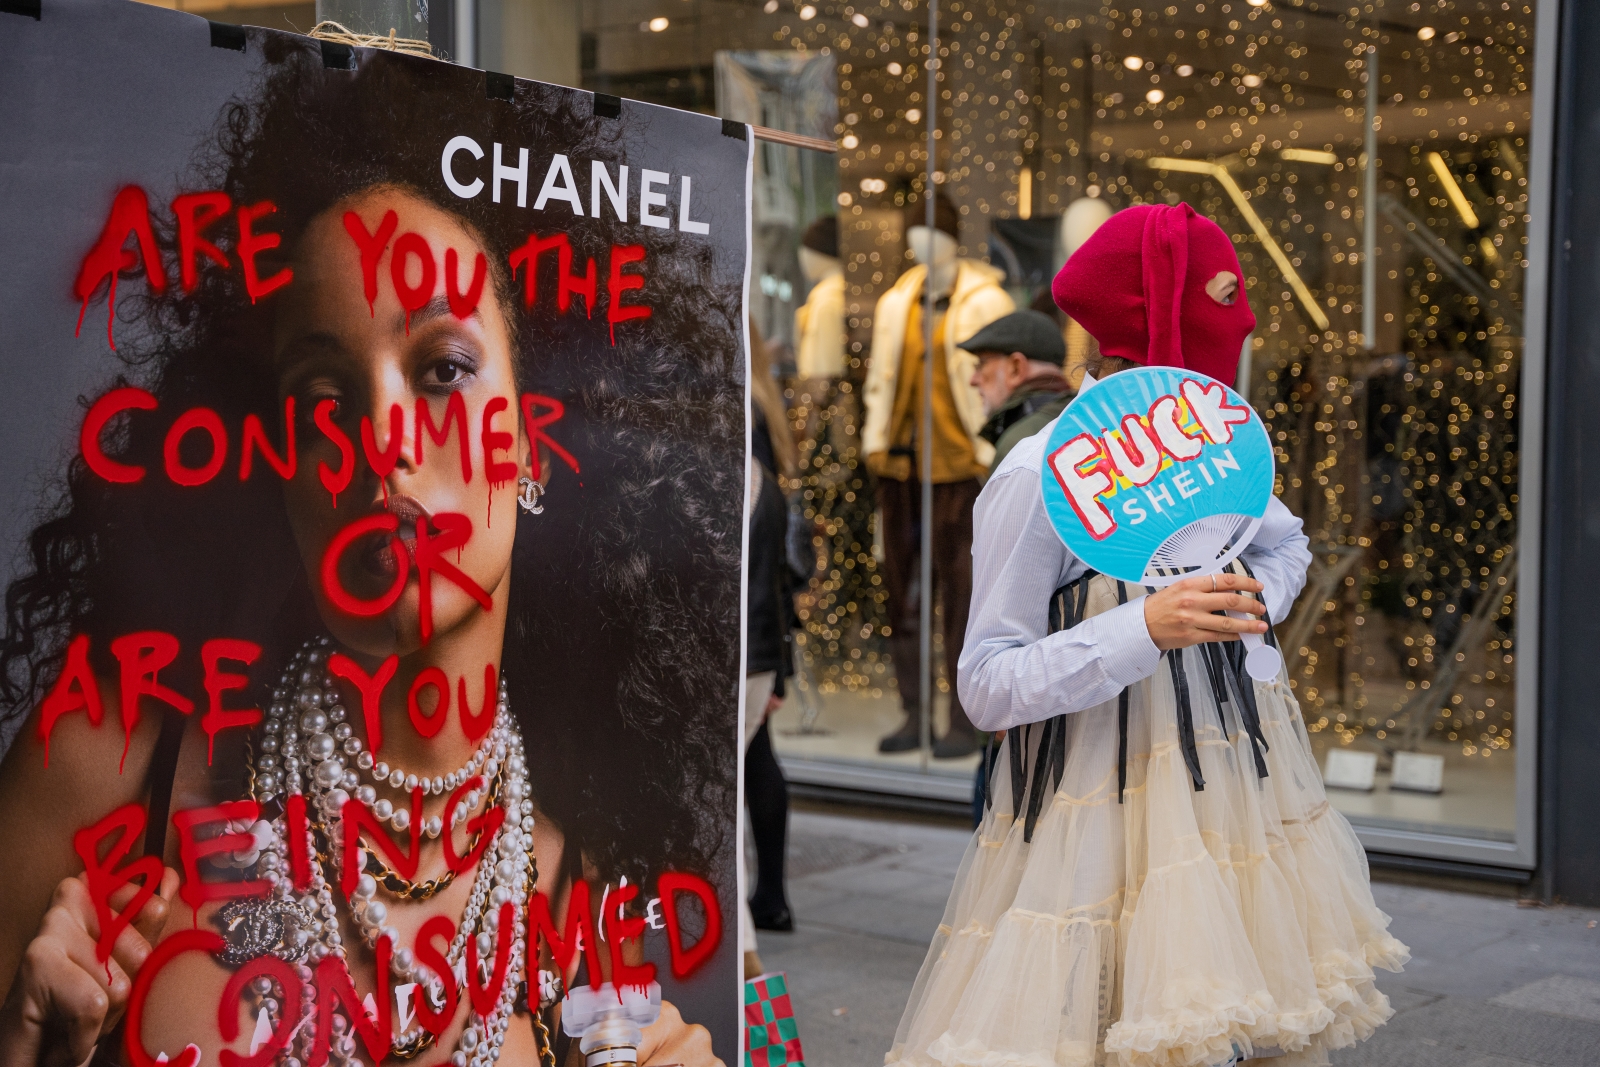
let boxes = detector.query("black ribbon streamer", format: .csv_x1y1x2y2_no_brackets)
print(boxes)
1011,573,1104,841
1022,715,1058,841
1049,701,1068,797
1116,581,1131,803
982,732,1000,812
1008,719,1027,819
1222,639,1272,779
1199,640,1233,734
1235,557,1281,649
1224,558,1281,778
1169,647,1206,791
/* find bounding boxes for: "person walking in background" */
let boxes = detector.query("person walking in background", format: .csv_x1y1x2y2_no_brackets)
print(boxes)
743,327,800,981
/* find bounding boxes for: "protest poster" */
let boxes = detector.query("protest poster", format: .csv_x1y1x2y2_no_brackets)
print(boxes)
0,1,748,1062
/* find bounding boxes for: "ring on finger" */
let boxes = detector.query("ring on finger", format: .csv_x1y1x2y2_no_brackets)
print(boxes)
1210,574,1218,593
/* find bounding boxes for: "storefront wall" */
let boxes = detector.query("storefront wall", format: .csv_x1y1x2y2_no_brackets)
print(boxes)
1539,0,1600,907
145,0,1587,885
668,0,1551,875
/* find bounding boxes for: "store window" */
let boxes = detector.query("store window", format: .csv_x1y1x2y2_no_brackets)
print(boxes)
579,0,1544,864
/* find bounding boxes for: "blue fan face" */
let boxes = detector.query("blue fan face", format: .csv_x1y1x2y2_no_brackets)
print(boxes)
1039,365,1275,583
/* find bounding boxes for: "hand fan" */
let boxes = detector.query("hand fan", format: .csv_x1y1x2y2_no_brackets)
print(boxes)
1040,365,1282,681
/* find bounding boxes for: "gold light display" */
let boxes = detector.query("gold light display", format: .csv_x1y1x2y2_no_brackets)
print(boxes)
786,373,893,700
642,0,1539,763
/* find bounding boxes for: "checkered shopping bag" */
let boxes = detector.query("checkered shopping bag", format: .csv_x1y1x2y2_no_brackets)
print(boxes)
744,972,804,1067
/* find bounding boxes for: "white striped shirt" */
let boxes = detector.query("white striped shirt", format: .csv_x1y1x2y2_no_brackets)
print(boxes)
956,420,1312,733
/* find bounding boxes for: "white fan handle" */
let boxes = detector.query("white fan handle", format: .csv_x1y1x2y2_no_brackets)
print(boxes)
1228,615,1282,682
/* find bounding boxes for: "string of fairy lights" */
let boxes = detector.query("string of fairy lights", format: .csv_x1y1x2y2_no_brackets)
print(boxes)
746,0,1538,764
786,376,894,701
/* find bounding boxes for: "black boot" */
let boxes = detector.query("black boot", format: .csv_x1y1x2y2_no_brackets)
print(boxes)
877,712,923,753
746,722,793,932
749,899,794,932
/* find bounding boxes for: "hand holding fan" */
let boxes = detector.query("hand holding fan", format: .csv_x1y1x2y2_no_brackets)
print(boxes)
1039,365,1282,681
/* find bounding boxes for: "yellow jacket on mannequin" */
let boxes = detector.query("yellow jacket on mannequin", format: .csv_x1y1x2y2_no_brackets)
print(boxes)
863,259,1014,471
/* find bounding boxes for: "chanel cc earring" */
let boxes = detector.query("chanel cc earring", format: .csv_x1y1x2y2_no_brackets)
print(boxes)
517,477,545,514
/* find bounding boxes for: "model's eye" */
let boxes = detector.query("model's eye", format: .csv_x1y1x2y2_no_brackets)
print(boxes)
290,391,345,439
423,355,477,391
1205,271,1239,306
293,378,346,419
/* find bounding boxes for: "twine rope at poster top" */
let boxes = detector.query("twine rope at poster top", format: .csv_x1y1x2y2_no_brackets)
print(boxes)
309,20,434,58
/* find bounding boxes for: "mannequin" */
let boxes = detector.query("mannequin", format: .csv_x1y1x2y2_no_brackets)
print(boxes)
905,225,958,298
795,215,846,379
798,245,841,284
1056,195,1115,388
862,195,1013,758
1056,194,1114,263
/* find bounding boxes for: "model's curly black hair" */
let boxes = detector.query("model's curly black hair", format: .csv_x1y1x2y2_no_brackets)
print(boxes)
0,33,742,886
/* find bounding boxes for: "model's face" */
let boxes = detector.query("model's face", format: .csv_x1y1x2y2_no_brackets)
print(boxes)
275,187,525,657
971,350,1028,415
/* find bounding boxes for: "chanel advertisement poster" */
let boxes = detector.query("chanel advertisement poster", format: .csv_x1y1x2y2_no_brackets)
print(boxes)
0,3,750,1063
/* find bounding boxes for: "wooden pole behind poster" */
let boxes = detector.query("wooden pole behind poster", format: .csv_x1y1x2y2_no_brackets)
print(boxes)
750,127,837,154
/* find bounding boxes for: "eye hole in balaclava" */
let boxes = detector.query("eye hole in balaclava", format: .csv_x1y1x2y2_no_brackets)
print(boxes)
1205,271,1239,306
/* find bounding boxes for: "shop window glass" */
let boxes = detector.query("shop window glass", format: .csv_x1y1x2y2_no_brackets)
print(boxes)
581,0,1541,851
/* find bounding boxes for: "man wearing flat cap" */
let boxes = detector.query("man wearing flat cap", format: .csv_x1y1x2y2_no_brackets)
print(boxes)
965,309,1076,472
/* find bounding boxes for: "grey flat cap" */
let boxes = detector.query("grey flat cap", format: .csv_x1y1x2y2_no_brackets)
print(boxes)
958,309,1067,366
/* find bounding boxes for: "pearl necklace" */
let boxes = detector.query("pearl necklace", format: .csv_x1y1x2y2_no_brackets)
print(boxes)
263,674,506,842
236,638,535,1066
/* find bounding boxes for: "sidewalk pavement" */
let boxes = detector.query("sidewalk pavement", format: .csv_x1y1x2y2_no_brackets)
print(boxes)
757,804,1600,1067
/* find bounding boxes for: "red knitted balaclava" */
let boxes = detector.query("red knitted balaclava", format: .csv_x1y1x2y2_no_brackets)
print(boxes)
1052,202,1256,384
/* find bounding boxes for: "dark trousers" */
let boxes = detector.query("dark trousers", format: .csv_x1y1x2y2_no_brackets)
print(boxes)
745,719,790,915
877,476,981,737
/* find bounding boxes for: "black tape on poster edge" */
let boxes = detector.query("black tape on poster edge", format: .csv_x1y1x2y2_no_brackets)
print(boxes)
486,71,515,101
721,118,748,142
209,21,246,51
1,0,42,20
320,39,355,70
593,93,622,119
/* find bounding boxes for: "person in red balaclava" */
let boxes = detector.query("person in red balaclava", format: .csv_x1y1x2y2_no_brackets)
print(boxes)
885,202,1407,1067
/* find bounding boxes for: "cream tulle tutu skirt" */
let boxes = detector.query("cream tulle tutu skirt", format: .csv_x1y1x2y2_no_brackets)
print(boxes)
886,573,1408,1067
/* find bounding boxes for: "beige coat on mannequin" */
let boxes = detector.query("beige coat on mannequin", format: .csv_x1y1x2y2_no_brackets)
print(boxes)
863,260,1015,470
